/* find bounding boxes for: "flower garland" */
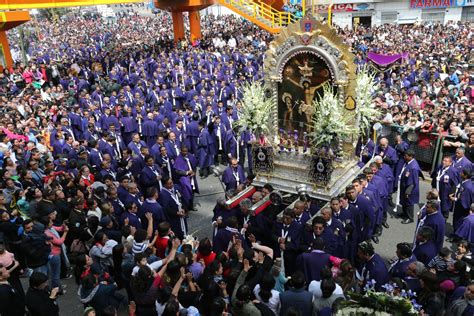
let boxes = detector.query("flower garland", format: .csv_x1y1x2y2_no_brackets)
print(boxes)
336,280,422,316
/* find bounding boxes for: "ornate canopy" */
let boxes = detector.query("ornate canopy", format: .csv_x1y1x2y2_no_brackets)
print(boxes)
263,14,357,137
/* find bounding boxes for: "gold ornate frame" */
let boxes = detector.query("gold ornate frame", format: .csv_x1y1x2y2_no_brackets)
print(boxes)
263,14,357,140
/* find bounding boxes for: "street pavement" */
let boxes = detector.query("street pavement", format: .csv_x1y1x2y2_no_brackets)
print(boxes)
30,171,452,315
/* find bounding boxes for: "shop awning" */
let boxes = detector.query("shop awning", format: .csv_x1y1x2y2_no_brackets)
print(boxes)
396,17,419,24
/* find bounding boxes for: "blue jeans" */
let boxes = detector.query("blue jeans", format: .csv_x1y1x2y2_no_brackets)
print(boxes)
33,264,48,276
48,255,61,288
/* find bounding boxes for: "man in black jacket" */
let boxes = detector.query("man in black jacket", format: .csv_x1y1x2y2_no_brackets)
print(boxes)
21,222,51,275
25,272,59,316
0,263,25,316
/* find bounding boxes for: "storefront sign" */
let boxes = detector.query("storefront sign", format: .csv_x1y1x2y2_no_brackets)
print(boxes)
312,3,374,13
410,0,467,8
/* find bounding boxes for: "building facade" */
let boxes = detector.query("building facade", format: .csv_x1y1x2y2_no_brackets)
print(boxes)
205,1,474,29
314,0,474,28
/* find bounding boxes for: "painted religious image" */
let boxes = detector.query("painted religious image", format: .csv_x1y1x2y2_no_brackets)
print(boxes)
278,53,332,140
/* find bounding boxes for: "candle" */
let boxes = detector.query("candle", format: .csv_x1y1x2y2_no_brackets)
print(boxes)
303,132,308,153
293,130,299,154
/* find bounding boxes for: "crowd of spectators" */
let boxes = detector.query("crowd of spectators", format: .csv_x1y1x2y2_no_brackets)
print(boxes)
0,8,471,316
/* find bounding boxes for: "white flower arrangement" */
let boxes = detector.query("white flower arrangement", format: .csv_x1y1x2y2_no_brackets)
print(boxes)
309,83,356,150
236,82,274,137
335,307,392,316
355,66,381,136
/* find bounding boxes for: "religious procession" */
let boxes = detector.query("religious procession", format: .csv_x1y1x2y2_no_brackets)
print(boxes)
0,1,472,315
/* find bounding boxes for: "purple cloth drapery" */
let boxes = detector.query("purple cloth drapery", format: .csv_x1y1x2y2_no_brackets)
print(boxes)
367,52,409,66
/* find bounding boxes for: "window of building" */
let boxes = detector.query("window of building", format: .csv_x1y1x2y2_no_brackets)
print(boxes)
461,6,474,22
381,12,398,24
421,9,445,23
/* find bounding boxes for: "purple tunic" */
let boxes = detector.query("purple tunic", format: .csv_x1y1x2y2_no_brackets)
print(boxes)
454,213,474,243
431,165,460,216
158,187,187,239
399,159,422,206
222,165,246,191
173,154,199,203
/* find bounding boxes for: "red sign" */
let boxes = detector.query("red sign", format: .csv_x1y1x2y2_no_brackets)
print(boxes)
410,0,467,8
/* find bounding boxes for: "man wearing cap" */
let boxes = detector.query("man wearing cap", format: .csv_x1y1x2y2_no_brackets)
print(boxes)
397,149,422,224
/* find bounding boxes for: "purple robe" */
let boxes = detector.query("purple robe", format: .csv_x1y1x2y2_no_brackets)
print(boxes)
222,165,246,191
158,187,187,239
197,128,213,169
350,194,375,241
453,180,474,231
389,255,417,279
128,140,147,157
304,229,337,256
296,250,331,282
356,139,375,167
120,212,141,230
413,240,437,266
140,164,163,190
138,199,167,231
173,154,199,204
165,140,182,161
362,254,390,291
454,213,474,243
394,141,409,189
142,119,159,147
421,211,446,252
274,221,303,275
399,159,422,206
213,227,245,253
375,145,398,169
431,165,460,217
333,207,351,226
452,156,473,174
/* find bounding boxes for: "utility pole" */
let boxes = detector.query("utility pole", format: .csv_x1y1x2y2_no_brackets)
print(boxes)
18,26,27,65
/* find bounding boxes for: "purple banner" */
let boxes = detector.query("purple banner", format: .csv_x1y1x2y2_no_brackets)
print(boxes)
367,52,409,66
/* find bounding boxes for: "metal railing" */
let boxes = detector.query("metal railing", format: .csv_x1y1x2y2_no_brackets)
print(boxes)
378,123,462,174
220,0,298,29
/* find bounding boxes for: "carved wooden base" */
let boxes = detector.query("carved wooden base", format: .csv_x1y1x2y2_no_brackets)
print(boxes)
253,148,360,201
